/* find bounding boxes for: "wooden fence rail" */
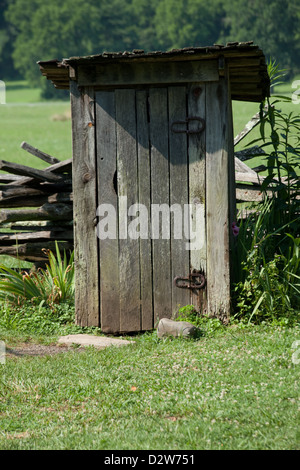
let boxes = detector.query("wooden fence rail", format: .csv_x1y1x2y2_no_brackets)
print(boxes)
0,142,73,265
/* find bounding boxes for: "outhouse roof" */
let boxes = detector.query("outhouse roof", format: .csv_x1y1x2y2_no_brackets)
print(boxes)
38,41,270,102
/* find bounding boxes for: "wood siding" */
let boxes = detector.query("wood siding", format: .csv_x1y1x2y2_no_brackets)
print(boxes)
70,82,99,327
72,78,234,332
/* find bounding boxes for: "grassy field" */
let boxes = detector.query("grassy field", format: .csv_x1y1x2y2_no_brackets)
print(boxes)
0,322,299,450
1,81,72,168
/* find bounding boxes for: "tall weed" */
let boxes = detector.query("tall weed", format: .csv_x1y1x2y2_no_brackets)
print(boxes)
234,229,300,323
233,61,300,324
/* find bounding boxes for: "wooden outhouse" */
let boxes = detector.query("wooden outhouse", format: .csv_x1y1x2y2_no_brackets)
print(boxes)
38,42,270,333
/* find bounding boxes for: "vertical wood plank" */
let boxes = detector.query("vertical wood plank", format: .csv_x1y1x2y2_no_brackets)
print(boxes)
70,83,99,326
187,83,207,313
149,88,172,323
136,90,153,330
168,86,190,316
227,74,238,286
115,89,141,332
205,78,232,322
95,90,120,333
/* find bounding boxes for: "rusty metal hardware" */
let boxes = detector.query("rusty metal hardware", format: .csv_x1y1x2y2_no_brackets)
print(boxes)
88,100,95,126
171,116,205,135
174,270,206,290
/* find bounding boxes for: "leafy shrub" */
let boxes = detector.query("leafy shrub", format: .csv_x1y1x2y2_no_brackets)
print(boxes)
176,304,200,325
0,242,74,307
234,236,300,324
233,62,299,324
175,304,225,337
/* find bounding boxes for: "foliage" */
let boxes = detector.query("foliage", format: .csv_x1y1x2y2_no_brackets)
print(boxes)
220,0,300,78
0,242,74,307
2,0,300,85
175,304,226,336
0,0,19,79
232,62,300,324
4,0,137,86
233,228,300,324
154,0,227,51
255,63,300,228
0,301,76,335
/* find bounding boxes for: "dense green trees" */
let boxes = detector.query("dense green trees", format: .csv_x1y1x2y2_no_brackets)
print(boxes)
220,0,300,77
0,0,19,79
154,0,228,50
1,0,299,87
4,0,138,83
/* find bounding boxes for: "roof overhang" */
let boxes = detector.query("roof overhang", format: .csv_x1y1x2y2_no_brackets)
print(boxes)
38,42,270,102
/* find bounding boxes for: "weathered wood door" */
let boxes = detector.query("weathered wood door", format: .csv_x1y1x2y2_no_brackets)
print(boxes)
71,78,233,333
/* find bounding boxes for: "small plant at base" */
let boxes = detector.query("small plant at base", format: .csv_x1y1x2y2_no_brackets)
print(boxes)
176,304,199,325
0,241,74,308
175,304,225,336
233,221,300,324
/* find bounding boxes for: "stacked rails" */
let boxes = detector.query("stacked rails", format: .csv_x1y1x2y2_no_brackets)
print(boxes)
0,142,73,266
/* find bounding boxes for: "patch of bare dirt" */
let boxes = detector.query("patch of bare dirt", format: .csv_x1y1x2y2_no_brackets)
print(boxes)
5,343,81,358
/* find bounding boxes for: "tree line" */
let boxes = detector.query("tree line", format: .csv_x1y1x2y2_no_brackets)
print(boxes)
1,0,299,96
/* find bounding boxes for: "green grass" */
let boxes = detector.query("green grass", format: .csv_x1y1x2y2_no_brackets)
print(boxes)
233,75,300,170
0,81,72,168
0,322,299,450
4,81,42,104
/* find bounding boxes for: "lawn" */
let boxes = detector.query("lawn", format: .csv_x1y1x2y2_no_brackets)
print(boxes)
0,81,72,168
0,322,299,450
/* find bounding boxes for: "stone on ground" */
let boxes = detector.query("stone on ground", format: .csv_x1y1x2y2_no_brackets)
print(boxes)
157,318,199,338
58,334,134,349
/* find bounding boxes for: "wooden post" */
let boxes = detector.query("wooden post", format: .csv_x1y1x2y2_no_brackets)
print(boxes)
136,90,153,331
187,83,207,314
149,88,172,323
168,86,190,316
205,76,234,323
116,89,141,332
95,90,120,334
70,82,99,327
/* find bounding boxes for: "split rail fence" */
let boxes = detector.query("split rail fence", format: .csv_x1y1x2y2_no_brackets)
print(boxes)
0,142,73,266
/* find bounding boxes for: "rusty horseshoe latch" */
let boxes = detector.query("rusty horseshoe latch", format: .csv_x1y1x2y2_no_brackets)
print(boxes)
171,116,205,135
174,270,206,290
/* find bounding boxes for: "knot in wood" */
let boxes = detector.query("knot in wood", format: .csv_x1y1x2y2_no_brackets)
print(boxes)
82,172,92,183
193,86,202,98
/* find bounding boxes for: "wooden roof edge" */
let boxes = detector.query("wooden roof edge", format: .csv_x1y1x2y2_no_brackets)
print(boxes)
62,42,261,63
37,42,264,68
37,42,270,101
